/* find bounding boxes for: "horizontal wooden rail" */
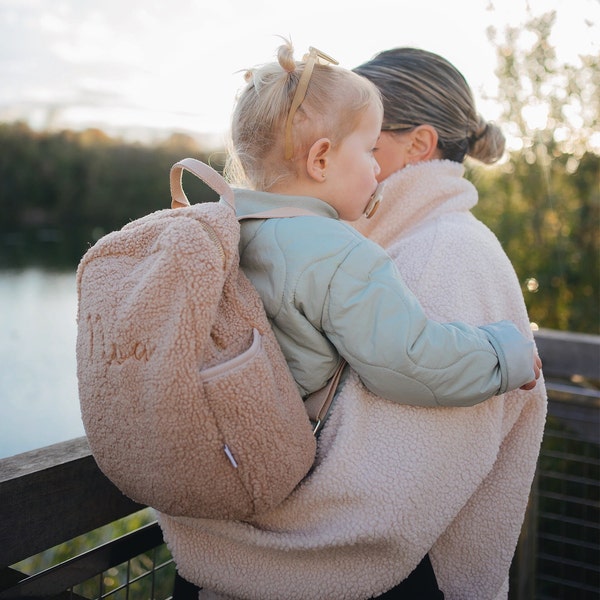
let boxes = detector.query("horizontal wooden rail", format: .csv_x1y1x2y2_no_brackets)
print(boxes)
534,328,599,382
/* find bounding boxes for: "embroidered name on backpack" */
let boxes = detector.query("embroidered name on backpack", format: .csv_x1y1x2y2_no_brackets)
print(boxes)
86,313,155,364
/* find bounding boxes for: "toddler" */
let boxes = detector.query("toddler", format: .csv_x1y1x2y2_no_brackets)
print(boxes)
225,39,540,407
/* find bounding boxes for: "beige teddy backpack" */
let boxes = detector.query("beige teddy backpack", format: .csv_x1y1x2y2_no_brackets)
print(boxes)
76,158,319,520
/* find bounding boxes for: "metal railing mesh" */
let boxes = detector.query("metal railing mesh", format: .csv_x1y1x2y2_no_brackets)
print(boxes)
69,545,175,600
533,387,600,599
4,515,175,600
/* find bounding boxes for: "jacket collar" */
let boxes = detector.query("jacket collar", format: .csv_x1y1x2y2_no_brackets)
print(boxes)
232,188,339,220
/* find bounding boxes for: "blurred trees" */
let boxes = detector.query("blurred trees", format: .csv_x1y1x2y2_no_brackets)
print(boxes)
0,10,597,333
0,124,222,268
468,11,599,334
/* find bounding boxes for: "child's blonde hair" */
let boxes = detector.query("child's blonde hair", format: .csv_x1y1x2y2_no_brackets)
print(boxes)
226,38,382,190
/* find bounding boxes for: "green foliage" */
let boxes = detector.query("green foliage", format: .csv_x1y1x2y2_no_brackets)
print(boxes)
12,509,155,573
469,10,599,334
0,123,222,268
470,150,599,335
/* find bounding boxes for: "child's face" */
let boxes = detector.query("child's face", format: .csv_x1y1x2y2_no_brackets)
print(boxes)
324,103,382,222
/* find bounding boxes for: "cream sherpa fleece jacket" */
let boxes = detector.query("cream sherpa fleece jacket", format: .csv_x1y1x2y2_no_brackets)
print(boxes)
157,160,547,600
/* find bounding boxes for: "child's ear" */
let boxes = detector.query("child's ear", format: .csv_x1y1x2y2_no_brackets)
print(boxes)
306,138,331,182
406,125,439,163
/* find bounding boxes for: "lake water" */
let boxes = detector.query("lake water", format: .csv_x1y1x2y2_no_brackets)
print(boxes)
0,269,85,459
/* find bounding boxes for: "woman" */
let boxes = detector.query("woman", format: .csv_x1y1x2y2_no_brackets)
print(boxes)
352,47,548,598
161,47,546,600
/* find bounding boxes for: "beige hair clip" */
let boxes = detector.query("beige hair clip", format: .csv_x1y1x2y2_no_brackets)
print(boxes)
284,46,339,160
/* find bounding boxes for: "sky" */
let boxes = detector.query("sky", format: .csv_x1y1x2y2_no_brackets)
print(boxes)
0,0,598,147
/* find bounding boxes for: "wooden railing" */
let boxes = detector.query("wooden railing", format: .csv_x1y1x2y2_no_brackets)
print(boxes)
1,328,598,600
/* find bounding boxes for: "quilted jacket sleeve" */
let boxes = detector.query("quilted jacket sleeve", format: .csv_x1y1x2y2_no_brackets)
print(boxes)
317,238,535,407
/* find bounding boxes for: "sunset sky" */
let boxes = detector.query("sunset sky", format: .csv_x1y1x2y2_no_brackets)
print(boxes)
0,0,597,146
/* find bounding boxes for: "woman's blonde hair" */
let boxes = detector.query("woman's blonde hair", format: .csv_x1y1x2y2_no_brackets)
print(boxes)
354,47,505,164
226,39,382,190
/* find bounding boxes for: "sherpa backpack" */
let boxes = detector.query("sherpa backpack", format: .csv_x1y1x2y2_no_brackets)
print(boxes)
76,158,320,520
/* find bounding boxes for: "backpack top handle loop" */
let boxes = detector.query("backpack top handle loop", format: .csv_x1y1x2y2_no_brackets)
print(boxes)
170,158,235,210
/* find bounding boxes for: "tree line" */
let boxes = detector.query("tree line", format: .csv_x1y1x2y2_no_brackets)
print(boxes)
0,124,221,268
0,119,596,335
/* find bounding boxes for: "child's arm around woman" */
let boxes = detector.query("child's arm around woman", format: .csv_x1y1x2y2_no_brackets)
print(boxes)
237,189,536,406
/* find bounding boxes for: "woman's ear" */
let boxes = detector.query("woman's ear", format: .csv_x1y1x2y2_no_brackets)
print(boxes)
306,138,331,182
406,125,439,163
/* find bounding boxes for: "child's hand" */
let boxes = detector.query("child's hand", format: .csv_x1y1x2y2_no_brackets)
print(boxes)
519,354,542,390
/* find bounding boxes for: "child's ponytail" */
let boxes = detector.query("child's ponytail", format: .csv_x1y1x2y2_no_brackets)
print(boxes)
226,38,381,190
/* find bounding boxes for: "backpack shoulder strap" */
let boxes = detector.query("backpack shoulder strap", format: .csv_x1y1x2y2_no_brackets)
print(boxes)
170,158,318,220
170,158,235,210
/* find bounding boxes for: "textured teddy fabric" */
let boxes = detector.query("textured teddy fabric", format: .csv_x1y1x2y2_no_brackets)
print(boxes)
157,160,547,599
77,201,316,520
